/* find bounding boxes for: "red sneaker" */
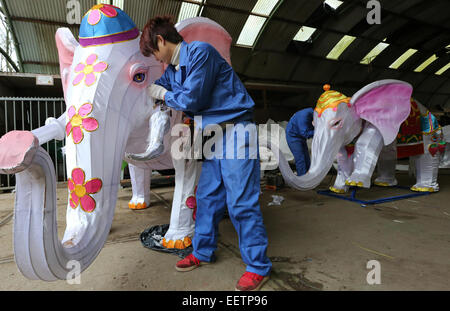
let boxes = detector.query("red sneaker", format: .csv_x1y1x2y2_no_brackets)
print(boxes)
175,254,209,272
235,272,269,291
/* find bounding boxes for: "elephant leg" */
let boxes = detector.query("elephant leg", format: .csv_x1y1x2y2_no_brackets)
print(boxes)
162,158,202,249
374,140,398,186
330,147,353,193
411,135,440,192
128,164,151,210
346,123,384,188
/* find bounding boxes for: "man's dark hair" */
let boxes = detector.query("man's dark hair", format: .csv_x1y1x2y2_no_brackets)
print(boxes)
140,16,183,57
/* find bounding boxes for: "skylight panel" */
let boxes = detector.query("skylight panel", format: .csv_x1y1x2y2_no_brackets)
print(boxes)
112,0,124,9
293,26,317,42
177,2,200,23
435,62,450,75
97,0,124,9
389,49,418,69
414,54,438,72
252,0,280,16
326,35,356,60
360,40,390,64
324,0,343,10
236,15,266,46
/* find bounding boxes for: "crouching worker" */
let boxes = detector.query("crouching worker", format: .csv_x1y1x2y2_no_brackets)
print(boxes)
140,16,272,291
285,107,315,176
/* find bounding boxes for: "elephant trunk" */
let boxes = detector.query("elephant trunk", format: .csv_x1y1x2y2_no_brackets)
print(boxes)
268,127,342,191
10,112,131,280
12,143,122,281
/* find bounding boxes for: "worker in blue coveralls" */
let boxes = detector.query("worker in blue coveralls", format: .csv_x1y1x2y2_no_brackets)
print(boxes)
140,16,271,291
285,108,315,176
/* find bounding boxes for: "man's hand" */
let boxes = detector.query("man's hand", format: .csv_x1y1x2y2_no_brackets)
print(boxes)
147,84,168,101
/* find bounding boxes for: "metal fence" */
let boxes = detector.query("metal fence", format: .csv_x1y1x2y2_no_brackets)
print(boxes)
0,97,67,191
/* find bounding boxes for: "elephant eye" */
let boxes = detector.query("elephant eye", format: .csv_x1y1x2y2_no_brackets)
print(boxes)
133,72,146,83
329,118,343,129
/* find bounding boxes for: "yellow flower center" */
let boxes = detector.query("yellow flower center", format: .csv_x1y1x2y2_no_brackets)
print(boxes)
74,184,86,198
71,114,83,127
83,65,94,75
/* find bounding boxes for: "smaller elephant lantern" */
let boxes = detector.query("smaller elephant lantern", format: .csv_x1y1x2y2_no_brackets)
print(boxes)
272,79,448,193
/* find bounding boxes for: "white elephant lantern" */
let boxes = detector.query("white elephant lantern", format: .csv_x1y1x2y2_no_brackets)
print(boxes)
272,79,447,194
0,5,210,281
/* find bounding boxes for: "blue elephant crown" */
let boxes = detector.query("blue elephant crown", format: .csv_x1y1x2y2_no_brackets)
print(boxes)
79,4,139,47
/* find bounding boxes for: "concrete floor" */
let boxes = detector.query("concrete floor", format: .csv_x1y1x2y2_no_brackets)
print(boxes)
0,171,450,291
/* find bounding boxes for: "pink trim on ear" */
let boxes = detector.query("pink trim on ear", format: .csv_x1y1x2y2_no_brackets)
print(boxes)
55,28,79,97
353,82,413,145
178,20,232,65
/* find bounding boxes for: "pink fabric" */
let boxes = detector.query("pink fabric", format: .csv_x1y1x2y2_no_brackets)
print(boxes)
80,195,96,212
65,121,73,137
179,23,232,65
100,5,118,17
82,118,98,131
88,9,101,25
72,126,83,144
74,63,85,72
72,73,84,85
93,62,108,72
0,131,38,170
55,29,76,96
85,179,102,193
68,179,75,191
86,54,97,65
72,168,85,185
185,196,196,209
67,106,76,119
78,103,93,117
85,73,96,86
354,83,413,145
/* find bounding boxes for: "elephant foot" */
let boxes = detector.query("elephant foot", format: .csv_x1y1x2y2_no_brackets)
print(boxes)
128,202,149,210
345,173,370,188
329,186,348,194
374,177,398,187
411,185,439,193
162,236,192,249
128,196,150,210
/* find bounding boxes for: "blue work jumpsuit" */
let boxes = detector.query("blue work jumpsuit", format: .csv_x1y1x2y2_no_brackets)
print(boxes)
285,108,315,176
155,41,272,276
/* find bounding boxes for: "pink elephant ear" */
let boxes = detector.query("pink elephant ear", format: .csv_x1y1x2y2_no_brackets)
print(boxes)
176,17,232,65
55,28,79,98
351,80,413,145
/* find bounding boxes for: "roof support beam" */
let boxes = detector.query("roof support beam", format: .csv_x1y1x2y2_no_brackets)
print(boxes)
0,45,19,72
10,16,78,28
0,0,23,72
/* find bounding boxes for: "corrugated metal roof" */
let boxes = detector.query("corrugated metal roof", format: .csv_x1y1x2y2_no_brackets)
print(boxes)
0,0,448,112
124,0,182,30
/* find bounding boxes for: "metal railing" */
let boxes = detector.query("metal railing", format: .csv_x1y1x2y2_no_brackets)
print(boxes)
0,97,67,190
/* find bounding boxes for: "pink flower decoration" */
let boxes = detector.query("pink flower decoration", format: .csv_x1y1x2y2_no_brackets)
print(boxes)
68,168,102,213
66,103,99,144
87,4,118,25
73,54,108,87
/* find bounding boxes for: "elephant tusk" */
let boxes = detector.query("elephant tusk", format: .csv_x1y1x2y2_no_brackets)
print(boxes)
125,109,171,161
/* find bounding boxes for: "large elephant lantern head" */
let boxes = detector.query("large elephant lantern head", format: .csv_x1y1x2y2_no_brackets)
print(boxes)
278,79,413,190
0,3,232,281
